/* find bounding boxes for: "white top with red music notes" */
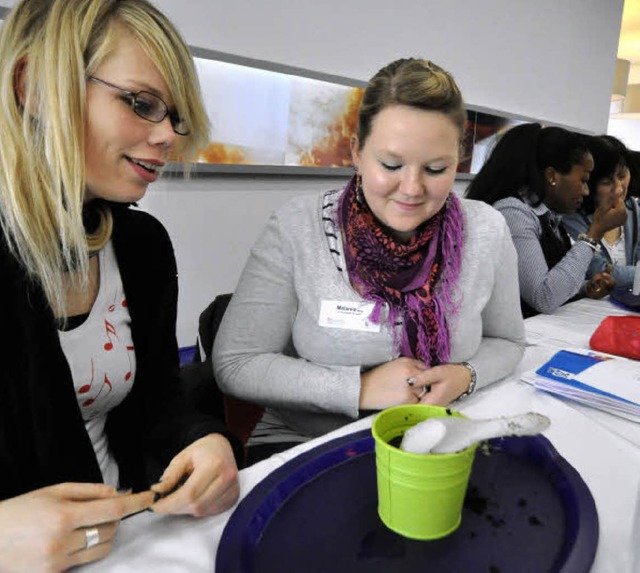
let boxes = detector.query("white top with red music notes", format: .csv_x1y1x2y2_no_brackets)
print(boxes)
58,240,135,488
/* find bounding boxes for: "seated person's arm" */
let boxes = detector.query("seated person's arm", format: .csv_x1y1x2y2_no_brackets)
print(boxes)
213,212,364,420
470,216,526,386
563,212,635,287
498,201,593,313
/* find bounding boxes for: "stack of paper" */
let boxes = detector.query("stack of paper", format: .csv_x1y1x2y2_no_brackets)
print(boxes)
522,349,640,422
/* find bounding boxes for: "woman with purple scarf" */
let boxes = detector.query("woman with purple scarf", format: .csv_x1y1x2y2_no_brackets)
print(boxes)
214,58,526,465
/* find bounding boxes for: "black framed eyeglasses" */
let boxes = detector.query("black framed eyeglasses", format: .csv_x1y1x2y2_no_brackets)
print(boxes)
88,76,190,136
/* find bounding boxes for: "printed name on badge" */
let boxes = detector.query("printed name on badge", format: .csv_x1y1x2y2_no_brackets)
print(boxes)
318,300,381,332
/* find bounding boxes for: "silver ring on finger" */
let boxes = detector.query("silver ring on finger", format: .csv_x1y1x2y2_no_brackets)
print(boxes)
84,527,100,549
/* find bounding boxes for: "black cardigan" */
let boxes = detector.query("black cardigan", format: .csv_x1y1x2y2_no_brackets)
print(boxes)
0,204,242,500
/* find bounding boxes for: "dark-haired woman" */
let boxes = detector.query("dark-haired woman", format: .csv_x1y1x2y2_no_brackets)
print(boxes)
466,123,626,317
563,135,640,289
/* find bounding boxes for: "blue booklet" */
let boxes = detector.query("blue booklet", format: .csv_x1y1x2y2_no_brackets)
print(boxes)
523,349,640,422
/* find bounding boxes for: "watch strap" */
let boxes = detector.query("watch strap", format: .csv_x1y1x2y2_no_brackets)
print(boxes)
456,361,477,400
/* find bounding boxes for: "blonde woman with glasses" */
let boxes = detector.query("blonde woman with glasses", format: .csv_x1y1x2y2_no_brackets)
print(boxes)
0,0,241,570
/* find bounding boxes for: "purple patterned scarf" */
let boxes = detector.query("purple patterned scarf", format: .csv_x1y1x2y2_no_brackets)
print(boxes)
339,176,464,366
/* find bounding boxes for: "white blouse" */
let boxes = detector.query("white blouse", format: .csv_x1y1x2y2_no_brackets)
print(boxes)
58,241,135,488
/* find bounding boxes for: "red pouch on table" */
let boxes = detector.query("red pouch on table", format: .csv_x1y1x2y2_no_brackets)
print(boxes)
589,315,640,360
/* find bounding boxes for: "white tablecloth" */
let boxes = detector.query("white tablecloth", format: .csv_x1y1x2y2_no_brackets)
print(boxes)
81,298,640,573
524,297,634,349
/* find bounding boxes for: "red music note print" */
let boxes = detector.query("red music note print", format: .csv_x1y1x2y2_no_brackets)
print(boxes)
83,373,113,407
104,319,117,351
125,345,134,381
78,359,95,395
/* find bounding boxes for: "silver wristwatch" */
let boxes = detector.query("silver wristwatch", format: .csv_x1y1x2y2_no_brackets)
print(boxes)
577,233,601,253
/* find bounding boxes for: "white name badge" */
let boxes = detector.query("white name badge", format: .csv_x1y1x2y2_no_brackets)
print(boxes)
318,300,381,332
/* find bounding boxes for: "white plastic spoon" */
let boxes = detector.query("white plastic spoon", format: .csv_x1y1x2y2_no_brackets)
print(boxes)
399,412,551,455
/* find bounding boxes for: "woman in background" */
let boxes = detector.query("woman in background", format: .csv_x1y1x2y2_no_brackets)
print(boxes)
465,123,626,317
563,135,640,289
214,57,525,465
0,1,240,570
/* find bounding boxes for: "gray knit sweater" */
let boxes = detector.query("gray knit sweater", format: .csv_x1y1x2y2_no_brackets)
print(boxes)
213,189,526,441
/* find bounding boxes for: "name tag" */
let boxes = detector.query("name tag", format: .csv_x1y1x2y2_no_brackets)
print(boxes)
318,300,381,332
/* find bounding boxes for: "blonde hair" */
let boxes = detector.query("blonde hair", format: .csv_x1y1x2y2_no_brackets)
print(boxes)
355,58,466,149
0,0,209,315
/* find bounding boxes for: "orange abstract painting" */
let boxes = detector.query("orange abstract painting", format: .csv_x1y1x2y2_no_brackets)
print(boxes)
190,56,524,174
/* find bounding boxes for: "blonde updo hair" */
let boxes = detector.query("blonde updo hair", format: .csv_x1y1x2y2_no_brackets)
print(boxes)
0,0,209,315
355,58,466,149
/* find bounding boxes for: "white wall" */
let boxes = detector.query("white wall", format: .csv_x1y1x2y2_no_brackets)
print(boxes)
607,117,640,151
152,0,622,134
0,0,625,346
